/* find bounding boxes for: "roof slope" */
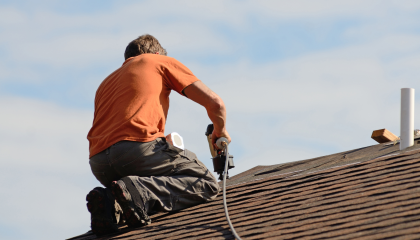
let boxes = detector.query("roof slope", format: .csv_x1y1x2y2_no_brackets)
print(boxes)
70,138,420,240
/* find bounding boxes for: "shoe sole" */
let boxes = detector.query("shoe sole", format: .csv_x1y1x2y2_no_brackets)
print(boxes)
86,188,118,236
111,180,151,228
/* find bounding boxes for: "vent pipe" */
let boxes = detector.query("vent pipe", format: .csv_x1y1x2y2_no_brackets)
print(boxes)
400,88,415,150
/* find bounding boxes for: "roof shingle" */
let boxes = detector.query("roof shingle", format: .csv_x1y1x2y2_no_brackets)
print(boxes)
70,138,420,240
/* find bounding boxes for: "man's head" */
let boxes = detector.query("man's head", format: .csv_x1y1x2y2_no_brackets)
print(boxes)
124,34,167,60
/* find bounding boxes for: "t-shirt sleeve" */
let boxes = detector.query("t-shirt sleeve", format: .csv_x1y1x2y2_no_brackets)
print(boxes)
163,57,200,95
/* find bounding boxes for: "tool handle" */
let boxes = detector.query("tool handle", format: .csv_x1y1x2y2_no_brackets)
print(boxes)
205,124,217,158
216,137,229,149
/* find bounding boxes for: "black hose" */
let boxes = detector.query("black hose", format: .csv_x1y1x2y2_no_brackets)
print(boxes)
222,144,242,240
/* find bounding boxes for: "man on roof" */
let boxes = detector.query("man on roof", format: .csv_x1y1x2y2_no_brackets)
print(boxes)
85,34,231,235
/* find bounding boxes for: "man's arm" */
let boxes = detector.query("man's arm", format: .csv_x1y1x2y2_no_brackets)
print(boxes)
183,81,231,147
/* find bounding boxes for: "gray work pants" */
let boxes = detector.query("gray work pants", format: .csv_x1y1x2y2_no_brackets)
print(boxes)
89,138,219,214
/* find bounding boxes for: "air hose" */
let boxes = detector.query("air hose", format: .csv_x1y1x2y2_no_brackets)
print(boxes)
220,143,242,240
216,137,241,240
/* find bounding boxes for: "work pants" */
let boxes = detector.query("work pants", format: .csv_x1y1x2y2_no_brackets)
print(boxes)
89,138,219,215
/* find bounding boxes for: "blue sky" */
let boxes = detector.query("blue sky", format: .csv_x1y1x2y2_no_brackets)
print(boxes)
1,1,420,239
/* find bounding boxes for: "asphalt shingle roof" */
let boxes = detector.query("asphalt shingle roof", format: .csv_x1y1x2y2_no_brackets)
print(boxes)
70,137,420,240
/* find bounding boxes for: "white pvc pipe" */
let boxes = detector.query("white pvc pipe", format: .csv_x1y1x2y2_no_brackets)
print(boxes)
400,88,415,150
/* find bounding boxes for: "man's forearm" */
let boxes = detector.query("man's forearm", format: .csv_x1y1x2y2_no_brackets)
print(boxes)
205,96,227,134
183,81,231,144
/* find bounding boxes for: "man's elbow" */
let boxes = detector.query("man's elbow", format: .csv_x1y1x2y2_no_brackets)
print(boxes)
207,95,225,112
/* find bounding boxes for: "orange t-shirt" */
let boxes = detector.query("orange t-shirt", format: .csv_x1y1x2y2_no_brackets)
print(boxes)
87,54,200,158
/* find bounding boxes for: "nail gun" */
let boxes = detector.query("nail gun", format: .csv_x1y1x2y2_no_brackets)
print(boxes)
205,124,241,240
205,124,235,180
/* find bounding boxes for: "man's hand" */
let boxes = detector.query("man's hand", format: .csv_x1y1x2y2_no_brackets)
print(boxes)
212,128,231,150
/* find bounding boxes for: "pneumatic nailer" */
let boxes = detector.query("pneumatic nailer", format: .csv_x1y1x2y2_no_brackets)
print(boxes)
205,124,241,240
204,124,235,180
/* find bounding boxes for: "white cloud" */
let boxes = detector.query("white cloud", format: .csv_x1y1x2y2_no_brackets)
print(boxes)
2,0,420,75
0,96,96,239
0,6,26,26
0,96,91,169
0,4,232,70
